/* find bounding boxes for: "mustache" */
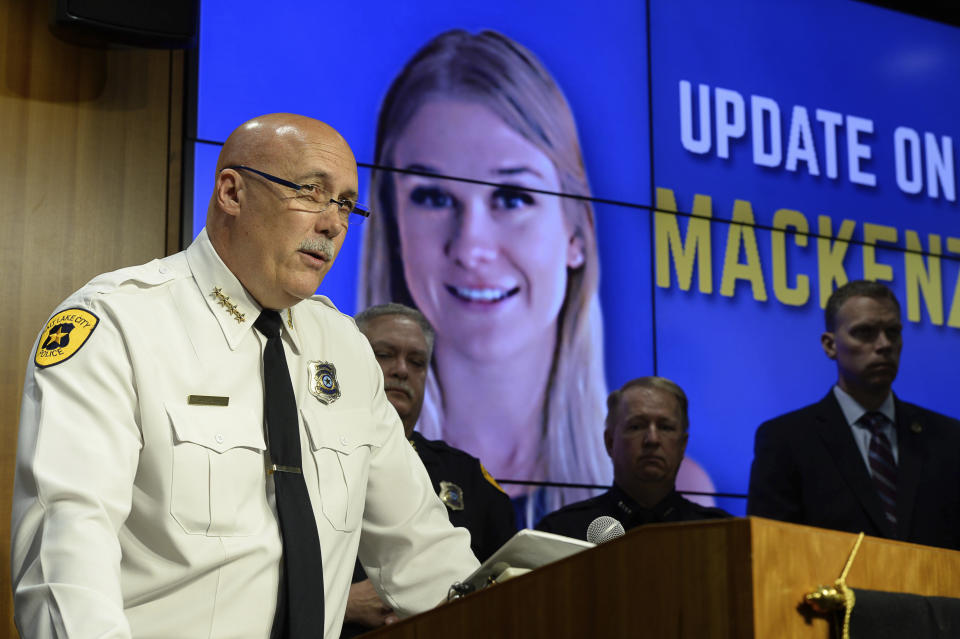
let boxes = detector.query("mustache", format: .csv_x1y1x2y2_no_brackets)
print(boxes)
384,382,413,400
298,238,335,261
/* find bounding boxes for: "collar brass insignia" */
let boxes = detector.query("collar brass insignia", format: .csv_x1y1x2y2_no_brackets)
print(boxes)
308,360,341,404
211,287,245,323
439,481,464,511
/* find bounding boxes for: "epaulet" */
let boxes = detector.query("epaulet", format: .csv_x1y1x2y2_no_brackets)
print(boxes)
309,293,341,312
82,257,182,299
417,435,472,458
548,493,606,516
415,436,507,493
535,498,600,533
307,294,363,331
34,256,182,369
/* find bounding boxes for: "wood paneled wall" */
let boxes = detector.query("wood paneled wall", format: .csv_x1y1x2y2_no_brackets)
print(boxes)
0,0,184,634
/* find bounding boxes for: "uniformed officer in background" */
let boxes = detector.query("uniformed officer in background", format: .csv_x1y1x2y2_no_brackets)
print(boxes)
341,303,517,636
536,376,729,540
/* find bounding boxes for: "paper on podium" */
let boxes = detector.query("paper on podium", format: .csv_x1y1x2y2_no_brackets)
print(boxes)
462,529,594,591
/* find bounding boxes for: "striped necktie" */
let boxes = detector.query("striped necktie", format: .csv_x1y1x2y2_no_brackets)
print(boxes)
860,411,897,528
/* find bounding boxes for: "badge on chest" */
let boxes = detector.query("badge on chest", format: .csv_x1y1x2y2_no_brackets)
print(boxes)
439,481,464,511
308,360,341,404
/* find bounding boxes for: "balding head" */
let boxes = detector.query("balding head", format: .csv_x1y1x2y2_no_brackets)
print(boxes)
209,114,355,226
214,114,351,177
207,114,358,310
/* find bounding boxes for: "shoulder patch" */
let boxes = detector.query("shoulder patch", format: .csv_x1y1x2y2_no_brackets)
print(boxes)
35,308,99,368
480,463,507,494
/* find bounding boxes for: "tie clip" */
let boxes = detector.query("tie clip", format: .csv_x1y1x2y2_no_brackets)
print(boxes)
269,464,302,475
188,395,230,406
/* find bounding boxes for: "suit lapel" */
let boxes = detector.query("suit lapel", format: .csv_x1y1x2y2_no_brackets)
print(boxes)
893,398,924,539
812,392,893,536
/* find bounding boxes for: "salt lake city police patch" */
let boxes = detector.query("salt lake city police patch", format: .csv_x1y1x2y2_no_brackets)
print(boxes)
308,361,341,404
34,308,99,368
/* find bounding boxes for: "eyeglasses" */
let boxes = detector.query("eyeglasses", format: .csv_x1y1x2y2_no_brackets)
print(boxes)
225,165,370,226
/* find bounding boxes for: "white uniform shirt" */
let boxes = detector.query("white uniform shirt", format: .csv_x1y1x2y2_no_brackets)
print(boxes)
11,229,478,639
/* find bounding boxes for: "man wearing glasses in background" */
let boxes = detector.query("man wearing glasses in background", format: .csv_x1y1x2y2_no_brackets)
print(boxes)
11,113,479,638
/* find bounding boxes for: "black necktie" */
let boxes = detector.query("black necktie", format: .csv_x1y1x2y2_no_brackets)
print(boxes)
254,310,325,638
860,411,898,528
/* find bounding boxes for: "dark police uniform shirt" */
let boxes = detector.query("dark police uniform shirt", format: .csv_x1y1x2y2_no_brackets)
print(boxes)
341,432,516,637
408,432,517,561
535,484,731,541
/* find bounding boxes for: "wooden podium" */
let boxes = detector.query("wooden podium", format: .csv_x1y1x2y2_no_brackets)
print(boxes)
367,517,960,638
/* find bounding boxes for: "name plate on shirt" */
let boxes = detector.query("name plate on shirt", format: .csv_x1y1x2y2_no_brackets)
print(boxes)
187,395,230,407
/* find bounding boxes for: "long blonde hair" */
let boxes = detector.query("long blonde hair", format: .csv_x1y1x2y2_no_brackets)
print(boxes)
359,29,609,512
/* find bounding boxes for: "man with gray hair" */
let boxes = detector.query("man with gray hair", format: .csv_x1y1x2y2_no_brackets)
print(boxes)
341,303,515,636
536,376,728,541
354,303,435,437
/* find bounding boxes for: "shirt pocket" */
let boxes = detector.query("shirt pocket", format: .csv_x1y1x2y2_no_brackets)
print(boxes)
301,407,381,532
166,403,268,537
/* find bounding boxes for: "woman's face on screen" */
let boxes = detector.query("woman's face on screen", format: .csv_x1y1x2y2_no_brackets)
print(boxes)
391,100,584,361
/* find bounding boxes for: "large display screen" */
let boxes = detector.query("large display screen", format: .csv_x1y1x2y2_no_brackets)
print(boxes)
189,0,960,517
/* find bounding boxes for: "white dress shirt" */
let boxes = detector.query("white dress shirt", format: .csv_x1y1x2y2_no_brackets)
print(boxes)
11,229,478,639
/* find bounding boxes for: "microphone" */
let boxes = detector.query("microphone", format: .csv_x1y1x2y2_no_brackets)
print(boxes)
586,516,625,544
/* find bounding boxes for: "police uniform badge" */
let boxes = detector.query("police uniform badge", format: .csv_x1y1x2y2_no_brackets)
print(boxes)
308,361,341,404
35,308,99,368
439,481,464,511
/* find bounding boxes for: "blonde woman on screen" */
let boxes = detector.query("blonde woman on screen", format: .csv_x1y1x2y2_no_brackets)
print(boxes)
359,29,714,525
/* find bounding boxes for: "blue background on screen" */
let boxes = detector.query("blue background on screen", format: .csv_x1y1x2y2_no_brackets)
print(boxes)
192,0,960,516
651,0,960,511
192,0,651,358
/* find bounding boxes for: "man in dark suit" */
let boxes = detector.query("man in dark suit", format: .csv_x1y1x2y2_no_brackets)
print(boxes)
341,303,516,636
537,376,729,541
748,280,960,550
